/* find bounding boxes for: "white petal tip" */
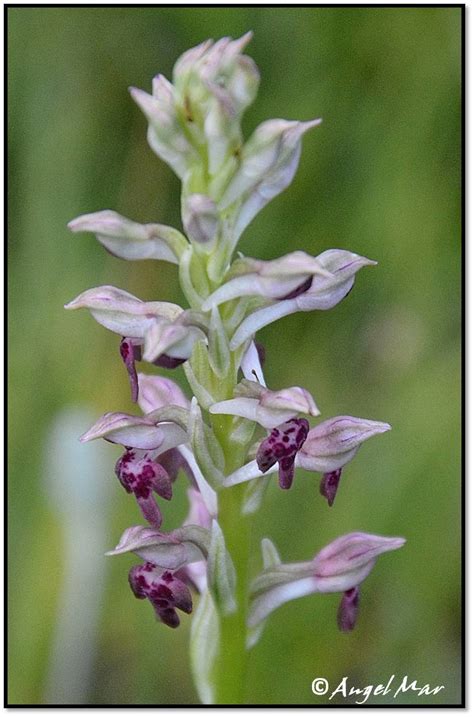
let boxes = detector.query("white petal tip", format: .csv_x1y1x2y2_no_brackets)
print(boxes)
235,30,253,49
305,117,323,130
129,87,149,106
384,537,406,552
67,218,80,232
79,426,99,442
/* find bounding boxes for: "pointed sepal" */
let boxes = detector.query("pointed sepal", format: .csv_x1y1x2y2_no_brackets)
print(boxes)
68,210,187,263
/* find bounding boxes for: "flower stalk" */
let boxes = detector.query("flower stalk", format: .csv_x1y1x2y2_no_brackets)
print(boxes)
66,33,404,705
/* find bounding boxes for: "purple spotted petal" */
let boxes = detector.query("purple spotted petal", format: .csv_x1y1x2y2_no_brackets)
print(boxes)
128,562,155,599
128,564,193,628
319,468,342,507
337,586,360,632
115,449,173,528
256,418,309,490
163,572,193,614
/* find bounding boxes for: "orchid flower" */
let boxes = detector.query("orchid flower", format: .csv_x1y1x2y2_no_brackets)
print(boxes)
67,33,404,705
80,405,189,527
65,287,208,400
229,250,377,350
224,415,391,499
248,533,405,638
202,251,333,310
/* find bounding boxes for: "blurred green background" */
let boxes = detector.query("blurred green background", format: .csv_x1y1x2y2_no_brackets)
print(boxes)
7,6,462,706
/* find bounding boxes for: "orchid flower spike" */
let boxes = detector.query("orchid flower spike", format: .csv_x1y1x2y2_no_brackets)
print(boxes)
68,32,404,698
249,532,406,634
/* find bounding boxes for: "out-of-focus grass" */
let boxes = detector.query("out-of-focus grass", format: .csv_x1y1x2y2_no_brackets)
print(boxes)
8,6,461,705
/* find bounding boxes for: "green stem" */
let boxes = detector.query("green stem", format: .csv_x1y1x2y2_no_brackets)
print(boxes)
214,484,251,704
209,413,252,704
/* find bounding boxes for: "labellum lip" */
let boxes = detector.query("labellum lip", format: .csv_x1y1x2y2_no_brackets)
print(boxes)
115,449,173,528
256,418,310,490
337,586,360,632
319,469,342,507
128,564,193,628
